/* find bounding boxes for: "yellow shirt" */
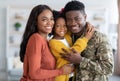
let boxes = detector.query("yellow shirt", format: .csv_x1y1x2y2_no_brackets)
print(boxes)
49,34,88,81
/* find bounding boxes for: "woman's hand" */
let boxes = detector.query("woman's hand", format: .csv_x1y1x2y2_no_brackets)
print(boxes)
60,64,74,75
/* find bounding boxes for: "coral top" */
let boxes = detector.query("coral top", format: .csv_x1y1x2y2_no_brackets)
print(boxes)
20,33,63,81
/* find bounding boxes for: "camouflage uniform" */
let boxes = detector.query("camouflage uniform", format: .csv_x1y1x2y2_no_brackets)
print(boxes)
73,31,114,81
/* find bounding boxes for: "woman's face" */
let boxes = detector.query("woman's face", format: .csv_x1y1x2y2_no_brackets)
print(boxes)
54,17,67,39
37,9,54,35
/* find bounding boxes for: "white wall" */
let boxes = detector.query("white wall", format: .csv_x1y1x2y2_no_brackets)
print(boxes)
0,0,118,80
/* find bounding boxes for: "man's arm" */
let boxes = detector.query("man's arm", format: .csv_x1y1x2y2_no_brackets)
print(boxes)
61,34,114,75
80,34,114,75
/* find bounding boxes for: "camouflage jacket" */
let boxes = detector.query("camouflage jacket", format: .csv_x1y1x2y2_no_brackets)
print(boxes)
74,31,114,81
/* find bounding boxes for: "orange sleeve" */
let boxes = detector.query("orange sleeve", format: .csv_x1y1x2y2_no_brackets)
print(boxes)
26,35,63,79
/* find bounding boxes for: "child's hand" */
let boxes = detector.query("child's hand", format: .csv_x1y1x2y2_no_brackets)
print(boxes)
85,22,95,40
61,64,74,75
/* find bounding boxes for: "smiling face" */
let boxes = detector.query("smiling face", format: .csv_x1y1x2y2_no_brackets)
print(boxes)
53,17,67,39
65,10,87,34
37,9,54,35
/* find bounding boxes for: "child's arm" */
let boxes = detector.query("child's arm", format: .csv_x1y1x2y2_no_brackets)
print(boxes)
71,37,88,53
85,23,95,40
49,39,70,68
69,26,94,53
49,39,70,58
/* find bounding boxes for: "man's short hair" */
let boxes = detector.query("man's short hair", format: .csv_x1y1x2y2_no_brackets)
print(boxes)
63,0,86,15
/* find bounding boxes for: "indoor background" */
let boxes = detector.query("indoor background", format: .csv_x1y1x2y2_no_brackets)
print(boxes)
0,0,119,81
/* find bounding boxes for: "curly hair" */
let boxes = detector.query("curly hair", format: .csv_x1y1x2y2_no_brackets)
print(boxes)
50,10,65,35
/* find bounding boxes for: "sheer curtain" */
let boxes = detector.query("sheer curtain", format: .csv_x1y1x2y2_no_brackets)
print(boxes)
116,0,120,75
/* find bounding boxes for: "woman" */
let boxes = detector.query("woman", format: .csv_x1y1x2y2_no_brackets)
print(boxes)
19,5,73,81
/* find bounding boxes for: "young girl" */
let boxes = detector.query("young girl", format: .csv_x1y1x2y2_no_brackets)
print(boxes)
49,11,94,81
19,5,74,81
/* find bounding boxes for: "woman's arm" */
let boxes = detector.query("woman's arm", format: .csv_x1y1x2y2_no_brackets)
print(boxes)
26,35,63,79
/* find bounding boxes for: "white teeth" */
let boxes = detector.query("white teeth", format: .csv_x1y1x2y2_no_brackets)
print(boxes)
46,27,52,29
72,27,78,30
60,32,65,34
60,32,64,34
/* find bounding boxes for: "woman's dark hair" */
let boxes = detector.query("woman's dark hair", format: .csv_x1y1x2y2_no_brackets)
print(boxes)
63,0,86,17
20,5,52,62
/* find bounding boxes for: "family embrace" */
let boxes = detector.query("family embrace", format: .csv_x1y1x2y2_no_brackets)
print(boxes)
19,1,114,81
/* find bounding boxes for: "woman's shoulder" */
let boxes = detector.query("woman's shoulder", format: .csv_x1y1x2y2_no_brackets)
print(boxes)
31,33,41,37
29,33,43,41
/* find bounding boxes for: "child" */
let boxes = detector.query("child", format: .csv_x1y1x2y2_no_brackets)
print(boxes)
49,11,94,81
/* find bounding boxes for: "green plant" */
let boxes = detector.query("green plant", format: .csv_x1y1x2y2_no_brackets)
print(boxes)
14,22,22,31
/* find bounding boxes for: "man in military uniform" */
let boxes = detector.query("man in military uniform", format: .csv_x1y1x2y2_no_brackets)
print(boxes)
61,0,114,81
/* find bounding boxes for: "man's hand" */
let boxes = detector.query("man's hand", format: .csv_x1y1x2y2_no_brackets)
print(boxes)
61,48,82,65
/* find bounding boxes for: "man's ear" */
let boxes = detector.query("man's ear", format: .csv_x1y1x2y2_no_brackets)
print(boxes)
84,14,87,20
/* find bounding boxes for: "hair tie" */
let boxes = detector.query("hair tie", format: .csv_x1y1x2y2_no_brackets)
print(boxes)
60,8,64,13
